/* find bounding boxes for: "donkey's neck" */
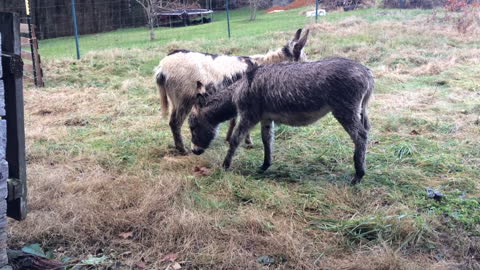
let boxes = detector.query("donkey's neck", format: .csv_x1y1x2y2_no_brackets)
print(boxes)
204,89,237,126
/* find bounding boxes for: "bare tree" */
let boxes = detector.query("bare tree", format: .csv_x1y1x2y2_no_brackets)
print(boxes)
136,0,157,41
249,0,270,21
249,0,258,20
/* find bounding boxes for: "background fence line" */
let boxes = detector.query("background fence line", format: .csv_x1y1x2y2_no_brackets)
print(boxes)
0,0,245,40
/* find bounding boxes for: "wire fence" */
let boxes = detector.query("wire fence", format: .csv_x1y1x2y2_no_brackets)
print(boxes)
0,0,231,39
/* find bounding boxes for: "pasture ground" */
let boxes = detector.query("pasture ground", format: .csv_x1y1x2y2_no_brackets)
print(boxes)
9,6,480,270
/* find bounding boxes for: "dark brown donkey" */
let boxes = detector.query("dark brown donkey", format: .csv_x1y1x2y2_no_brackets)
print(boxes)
188,57,374,184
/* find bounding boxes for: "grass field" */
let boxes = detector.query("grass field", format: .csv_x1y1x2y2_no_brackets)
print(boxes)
39,7,430,59
10,6,480,269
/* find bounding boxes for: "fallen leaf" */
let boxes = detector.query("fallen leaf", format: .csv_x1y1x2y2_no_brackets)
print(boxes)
410,130,420,135
257,255,276,265
81,255,108,265
161,253,178,262
135,261,146,269
172,262,182,269
118,232,133,239
61,256,72,263
193,166,212,177
22,244,47,258
257,254,287,265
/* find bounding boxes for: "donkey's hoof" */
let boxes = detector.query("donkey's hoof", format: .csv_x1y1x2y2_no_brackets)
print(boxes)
168,145,189,156
222,161,232,170
350,176,363,185
244,137,254,147
176,148,189,156
243,142,254,149
259,164,270,172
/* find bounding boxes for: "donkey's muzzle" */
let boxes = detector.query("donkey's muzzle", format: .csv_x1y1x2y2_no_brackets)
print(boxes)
192,145,205,155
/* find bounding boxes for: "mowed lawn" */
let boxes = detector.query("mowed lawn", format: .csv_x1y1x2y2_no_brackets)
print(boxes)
11,6,480,269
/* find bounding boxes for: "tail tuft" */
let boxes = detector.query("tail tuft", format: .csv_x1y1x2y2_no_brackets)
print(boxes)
154,66,169,118
361,72,374,131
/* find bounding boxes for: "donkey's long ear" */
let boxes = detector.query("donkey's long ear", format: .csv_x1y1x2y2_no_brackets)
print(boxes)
294,29,309,50
196,93,207,108
292,28,302,41
293,29,309,61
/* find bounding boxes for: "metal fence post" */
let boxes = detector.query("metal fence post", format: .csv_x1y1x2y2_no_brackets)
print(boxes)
71,0,81,59
226,0,231,38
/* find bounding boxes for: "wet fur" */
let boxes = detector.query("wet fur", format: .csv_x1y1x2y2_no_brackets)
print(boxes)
154,29,309,154
189,57,374,184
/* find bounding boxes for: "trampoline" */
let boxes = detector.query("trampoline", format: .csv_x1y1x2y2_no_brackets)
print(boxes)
155,9,214,27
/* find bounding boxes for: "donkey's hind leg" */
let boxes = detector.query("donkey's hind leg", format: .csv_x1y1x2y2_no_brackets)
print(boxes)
169,102,194,155
244,133,253,148
332,110,369,185
226,118,254,147
260,120,274,171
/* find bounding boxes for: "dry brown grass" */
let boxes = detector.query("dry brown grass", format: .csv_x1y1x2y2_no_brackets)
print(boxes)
7,9,480,270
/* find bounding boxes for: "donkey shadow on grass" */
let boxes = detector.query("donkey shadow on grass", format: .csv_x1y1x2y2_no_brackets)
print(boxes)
230,147,354,184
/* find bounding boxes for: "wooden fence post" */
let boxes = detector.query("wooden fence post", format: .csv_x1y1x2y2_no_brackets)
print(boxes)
19,22,44,87
0,12,28,223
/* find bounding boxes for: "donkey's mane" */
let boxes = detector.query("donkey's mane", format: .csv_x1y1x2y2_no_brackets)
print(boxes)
167,49,220,59
204,82,236,107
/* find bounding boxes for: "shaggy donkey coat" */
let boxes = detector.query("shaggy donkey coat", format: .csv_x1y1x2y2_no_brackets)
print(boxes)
154,29,309,154
189,57,374,184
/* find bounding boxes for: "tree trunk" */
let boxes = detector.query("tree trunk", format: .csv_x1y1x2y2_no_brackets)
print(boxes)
249,0,257,21
149,16,155,41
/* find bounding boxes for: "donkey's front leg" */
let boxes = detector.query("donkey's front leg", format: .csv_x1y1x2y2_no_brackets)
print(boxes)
226,117,254,148
225,118,236,143
260,120,274,171
169,103,193,155
222,117,257,169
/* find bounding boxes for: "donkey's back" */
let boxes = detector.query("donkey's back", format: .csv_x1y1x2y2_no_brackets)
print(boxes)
239,58,374,127
247,58,373,109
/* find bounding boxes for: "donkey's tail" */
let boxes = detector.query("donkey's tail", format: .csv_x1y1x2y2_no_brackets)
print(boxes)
361,71,374,131
154,65,169,118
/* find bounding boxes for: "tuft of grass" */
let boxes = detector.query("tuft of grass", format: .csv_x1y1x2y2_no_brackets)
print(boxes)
393,142,416,160
313,214,432,249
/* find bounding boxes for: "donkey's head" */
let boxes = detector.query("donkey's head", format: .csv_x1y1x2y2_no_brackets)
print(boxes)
283,28,310,62
251,29,310,65
189,83,219,155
